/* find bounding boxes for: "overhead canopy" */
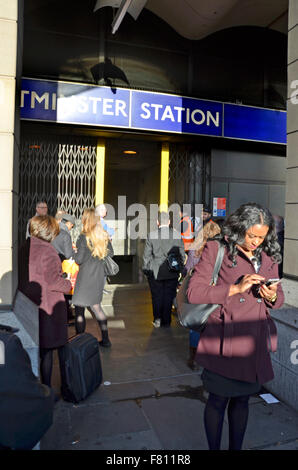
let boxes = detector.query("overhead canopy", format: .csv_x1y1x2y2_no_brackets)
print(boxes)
94,0,288,39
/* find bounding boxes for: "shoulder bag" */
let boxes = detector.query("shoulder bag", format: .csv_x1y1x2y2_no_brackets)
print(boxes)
103,255,119,276
166,251,183,272
176,241,225,332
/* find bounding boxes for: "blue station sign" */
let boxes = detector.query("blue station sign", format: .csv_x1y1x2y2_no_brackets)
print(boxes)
20,78,286,145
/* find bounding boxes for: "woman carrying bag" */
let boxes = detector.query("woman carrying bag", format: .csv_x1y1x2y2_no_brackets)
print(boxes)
72,209,114,347
18,215,72,394
187,203,284,450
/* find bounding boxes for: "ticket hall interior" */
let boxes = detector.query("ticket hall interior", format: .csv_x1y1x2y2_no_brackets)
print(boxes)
19,123,181,284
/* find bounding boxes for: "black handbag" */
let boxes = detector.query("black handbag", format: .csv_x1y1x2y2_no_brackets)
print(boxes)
167,252,182,272
103,255,119,276
176,242,225,332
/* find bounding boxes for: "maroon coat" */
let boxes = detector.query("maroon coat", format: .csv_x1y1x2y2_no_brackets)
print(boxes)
21,237,72,349
187,240,284,384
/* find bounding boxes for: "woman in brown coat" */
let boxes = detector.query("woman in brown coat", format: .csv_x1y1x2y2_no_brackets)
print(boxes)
187,203,284,450
19,216,71,390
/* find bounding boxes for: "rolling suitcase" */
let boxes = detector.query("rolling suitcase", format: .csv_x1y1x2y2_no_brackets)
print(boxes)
60,333,102,403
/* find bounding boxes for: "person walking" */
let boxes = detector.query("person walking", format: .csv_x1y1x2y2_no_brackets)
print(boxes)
52,212,77,322
52,212,76,261
72,208,113,347
184,218,221,274
19,215,72,396
26,200,48,238
95,203,115,293
179,207,195,252
187,203,284,450
95,203,115,239
143,211,185,328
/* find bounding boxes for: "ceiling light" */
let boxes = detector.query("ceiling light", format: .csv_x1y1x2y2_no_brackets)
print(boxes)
123,150,137,155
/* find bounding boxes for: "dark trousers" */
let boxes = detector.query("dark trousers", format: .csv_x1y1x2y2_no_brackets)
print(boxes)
147,276,178,326
40,347,64,388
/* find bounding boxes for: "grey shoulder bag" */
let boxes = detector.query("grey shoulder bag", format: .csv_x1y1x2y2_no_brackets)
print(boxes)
176,242,225,332
103,255,119,276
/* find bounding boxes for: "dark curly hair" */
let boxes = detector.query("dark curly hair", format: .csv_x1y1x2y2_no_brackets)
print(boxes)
217,203,282,266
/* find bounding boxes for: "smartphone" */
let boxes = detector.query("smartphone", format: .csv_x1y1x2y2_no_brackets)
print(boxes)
265,278,280,287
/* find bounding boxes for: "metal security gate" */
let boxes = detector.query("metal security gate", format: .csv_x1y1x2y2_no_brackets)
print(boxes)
168,143,211,210
19,132,98,245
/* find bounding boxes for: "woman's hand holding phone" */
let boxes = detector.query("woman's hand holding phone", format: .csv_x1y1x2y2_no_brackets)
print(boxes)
259,279,280,301
229,274,265,296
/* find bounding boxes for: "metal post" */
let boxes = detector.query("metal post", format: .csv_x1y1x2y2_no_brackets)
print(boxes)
160,142,169,211
95,139,106,205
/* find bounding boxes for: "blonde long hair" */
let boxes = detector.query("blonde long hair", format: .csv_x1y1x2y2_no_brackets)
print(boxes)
81,208,109,259
193,220,221,257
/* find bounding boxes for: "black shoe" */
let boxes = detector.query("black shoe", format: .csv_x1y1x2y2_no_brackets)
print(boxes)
160,323,171,328
99,339,112,348
53,390,61,403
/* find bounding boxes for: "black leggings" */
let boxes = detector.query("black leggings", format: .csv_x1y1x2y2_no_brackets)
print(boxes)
204,392,250,450
40,347,64,388
74,304,107,334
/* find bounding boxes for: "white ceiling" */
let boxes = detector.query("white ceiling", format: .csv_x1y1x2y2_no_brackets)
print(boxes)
145,0,288,40
28,1,289,39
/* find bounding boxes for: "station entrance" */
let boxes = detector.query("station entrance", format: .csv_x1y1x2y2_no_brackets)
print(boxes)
19,126,211,283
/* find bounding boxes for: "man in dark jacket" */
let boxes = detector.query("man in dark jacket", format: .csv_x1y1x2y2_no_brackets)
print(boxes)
52,213,76,261
143,211,185,328
0,329,54,450
26,200,48,239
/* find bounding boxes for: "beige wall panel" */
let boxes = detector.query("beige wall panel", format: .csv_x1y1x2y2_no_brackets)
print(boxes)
284,203,298,239
286,131,298,168
0,133,13,190
0,19,17,76
0,0,17,21
289,0,298,30
285,167,298,202
283,239,298,277
0,191,12,248
0,77,15,132
12,191,18,247
0,248,12,304
288,25,298,64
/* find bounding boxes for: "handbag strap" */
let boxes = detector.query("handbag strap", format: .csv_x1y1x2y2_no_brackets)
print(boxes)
210,241,225,286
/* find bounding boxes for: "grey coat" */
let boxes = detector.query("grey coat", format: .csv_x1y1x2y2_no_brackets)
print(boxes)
143,227,186,280
51,222,74,260
72,234,113,307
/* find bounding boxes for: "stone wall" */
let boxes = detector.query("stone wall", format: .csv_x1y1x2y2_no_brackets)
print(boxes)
0,0,22,307
267,1,298,411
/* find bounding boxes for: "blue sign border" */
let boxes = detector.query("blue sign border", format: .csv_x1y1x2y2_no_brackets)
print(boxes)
20,78,286,145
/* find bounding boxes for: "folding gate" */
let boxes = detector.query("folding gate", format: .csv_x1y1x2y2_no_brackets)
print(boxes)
168,143,211,210
19,133,98,245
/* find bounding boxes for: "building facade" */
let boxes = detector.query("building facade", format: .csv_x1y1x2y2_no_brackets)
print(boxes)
0,0,297,407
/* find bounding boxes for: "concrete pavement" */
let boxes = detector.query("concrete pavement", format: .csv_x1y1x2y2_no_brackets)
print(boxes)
41,284,298,451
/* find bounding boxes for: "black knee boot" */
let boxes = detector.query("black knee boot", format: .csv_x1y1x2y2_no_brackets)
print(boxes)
97,320,111,347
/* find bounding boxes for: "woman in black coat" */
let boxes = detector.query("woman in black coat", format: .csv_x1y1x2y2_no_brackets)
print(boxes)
72,209,113,347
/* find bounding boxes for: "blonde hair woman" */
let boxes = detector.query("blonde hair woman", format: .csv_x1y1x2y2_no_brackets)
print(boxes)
72,209,113,347
184,219,222,274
